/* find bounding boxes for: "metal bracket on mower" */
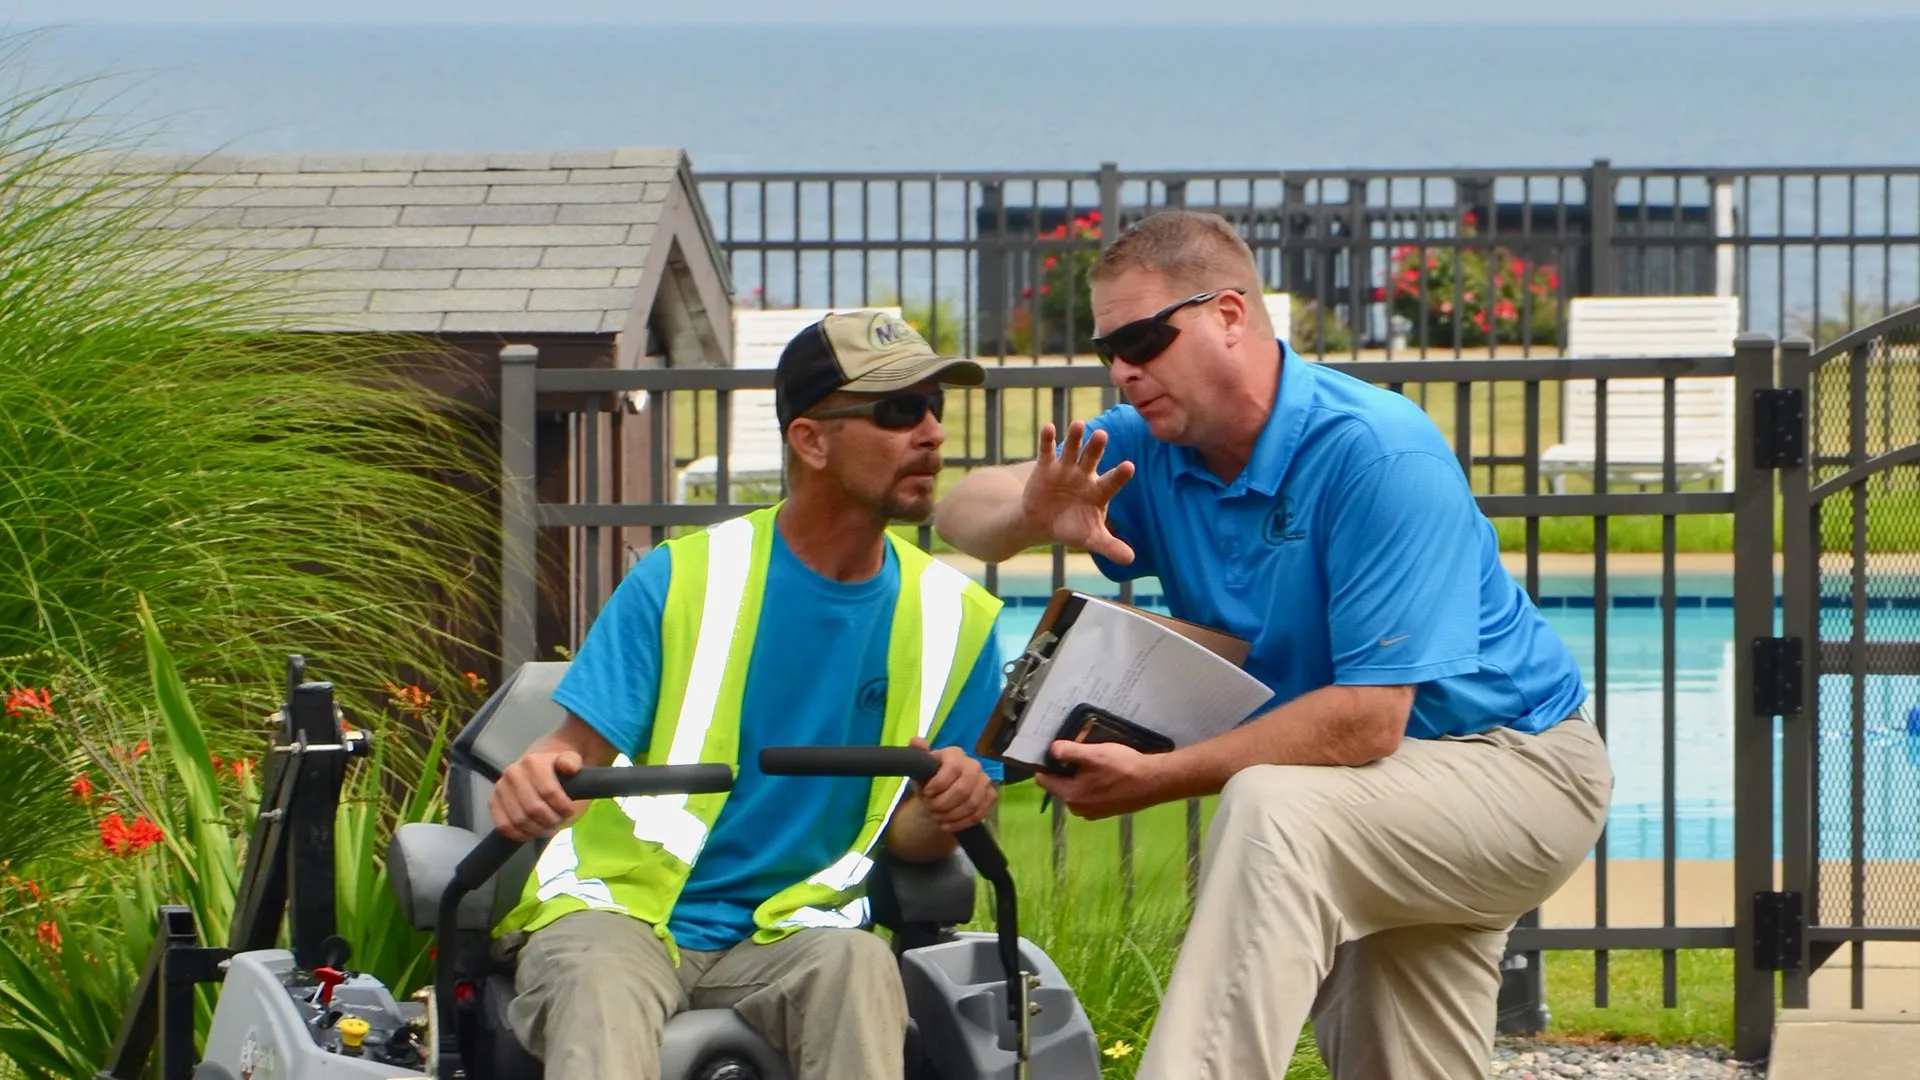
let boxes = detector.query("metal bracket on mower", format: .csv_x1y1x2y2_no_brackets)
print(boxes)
94,905,233,1080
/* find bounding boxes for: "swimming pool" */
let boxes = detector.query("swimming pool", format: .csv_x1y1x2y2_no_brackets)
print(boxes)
982,571,1920,863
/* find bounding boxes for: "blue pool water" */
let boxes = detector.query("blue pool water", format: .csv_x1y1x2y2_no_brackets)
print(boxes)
982,571,1920,863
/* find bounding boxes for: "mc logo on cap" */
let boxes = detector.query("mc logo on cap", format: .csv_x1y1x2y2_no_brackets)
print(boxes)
868,312,913,349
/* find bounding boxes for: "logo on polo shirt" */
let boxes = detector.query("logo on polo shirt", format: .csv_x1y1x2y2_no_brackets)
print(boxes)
858,676,888,714
1262,495,1306,545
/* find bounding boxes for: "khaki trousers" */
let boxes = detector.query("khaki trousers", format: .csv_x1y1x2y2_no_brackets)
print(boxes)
505,910,907,1080
1137,716,1614,1080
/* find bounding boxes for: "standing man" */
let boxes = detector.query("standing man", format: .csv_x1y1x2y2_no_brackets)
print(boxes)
487,311,1006,1080
933,210,1613,1080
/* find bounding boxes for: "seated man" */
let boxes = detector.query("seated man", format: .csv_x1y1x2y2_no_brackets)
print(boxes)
933,210,1614,1080
487,311,1007,1080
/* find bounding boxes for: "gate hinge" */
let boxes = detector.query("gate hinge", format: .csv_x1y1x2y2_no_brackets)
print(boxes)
1753,890,1804,971
1751,636,1804,716
1753,388,1806,469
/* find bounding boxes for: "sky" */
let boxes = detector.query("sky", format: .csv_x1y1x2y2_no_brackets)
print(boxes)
1,0,1916,24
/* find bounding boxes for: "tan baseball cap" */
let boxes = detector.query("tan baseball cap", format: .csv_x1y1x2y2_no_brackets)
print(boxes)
774,310,985,431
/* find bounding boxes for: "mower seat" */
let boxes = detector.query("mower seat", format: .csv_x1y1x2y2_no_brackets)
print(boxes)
388,661,980,1080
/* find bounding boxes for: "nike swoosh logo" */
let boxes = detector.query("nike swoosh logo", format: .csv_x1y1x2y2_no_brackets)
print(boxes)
1379,634,1410,647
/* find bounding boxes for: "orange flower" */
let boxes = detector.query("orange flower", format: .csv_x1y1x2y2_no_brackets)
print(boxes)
5,688,52,719
37,921,60,949
384,683,431,714
100,813,164,856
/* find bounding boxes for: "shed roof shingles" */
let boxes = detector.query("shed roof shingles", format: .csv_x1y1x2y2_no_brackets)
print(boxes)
152,149,697,334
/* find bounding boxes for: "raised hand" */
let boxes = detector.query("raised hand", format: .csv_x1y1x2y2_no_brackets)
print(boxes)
1025,421,1136,564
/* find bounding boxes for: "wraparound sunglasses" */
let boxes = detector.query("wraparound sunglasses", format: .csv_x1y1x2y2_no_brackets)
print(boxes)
808,389,945,429
1091,287,1248,366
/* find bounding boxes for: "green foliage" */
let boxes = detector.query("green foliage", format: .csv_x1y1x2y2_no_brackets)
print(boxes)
0,601,453,1079
0,32,499,752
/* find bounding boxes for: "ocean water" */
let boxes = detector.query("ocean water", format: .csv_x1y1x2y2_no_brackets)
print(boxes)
7,20,1920,172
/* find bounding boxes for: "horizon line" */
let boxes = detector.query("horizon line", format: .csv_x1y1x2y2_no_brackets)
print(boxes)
8,15,1920,29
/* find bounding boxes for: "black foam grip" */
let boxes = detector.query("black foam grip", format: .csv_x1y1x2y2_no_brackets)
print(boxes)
560,763,734,800
757,746,939,785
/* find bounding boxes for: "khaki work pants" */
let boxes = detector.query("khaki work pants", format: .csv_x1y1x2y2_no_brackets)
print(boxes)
505,910,907,1080
1137,716,1614,1080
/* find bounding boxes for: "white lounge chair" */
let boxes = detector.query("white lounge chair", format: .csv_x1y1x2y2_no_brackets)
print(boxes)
1263,292,1293,346
676,306,903,502
1539,296,1743,493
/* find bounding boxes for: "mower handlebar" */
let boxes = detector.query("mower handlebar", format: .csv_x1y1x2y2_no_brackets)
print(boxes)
449,763,735,891
756,745,1024,1024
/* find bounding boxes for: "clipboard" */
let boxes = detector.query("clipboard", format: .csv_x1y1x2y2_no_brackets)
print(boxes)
977,589,1256,776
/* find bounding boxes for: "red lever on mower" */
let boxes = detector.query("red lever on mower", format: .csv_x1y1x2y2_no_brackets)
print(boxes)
313,966,348,1006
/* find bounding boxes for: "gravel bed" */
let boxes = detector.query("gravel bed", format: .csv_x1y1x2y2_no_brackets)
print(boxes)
1489,1038,1766,1079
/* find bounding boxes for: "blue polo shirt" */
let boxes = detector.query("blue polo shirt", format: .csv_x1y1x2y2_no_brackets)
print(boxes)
1082,342,1587,739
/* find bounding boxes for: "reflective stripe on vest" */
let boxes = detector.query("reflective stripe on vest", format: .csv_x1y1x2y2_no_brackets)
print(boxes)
521,516,755,914
615,514,755,864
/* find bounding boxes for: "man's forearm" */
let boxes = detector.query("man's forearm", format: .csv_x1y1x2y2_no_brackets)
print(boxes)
882,794,960,862
932,464,1046,563
1154,684,1412,801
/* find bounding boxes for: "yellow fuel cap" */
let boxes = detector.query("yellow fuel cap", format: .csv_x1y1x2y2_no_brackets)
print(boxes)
338,1016,370,1050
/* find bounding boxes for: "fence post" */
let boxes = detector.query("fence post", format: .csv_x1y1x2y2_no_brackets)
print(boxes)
1731,331,1779,1062
1587,158,1615,296
1098,163,1121,241
1776,334,1816,1011
500,344,540,676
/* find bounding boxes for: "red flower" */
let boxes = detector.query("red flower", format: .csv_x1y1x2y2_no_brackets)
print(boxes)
1495,300,1518,321
6,688,53,719
37,921,60,949
384,683,431,714
100,812,164,856
69,774,94,801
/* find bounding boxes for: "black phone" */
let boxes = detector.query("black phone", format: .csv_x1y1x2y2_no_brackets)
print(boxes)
1044,702,1174,777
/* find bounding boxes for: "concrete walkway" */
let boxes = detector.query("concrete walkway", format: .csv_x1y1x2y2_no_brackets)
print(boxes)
1768,1010,1920,1079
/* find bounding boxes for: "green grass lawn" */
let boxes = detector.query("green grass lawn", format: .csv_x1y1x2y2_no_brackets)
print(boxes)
971,782,1736,1079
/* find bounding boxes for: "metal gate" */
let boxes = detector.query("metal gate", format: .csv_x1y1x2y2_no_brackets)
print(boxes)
1778,304,1920,1013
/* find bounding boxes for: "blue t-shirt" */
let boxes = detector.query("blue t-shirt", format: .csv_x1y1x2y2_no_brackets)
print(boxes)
550,529,1006,951
1083,342,1587,739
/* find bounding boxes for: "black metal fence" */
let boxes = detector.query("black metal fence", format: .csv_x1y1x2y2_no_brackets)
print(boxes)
486,319,1920,1061
694,160,1920,362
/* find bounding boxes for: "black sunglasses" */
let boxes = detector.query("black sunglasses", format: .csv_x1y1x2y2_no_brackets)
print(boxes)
1091,287,1248,366
809,389,945,429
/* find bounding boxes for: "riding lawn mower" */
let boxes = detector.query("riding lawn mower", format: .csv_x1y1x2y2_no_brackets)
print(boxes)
92,657,1102,1080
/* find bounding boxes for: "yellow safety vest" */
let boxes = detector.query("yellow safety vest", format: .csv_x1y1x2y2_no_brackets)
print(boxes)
493,504,1002,963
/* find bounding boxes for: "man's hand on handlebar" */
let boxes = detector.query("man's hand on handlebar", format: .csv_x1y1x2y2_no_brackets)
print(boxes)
907,737,997,832
490,750,593,842
488,714,618,842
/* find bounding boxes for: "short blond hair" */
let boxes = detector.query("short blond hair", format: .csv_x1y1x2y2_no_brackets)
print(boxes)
1088,210,1262,298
